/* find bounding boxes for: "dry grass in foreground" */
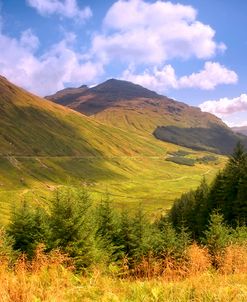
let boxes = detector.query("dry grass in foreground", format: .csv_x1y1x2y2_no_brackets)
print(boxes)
1,244,247,302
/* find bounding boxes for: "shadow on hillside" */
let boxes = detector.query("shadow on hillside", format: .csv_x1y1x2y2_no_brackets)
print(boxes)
153,124,247,155
0,105,125,184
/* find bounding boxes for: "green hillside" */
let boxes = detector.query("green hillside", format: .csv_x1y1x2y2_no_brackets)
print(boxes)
0,76,163,157
154,125,247,154
46,79,244,155
0,76,226,222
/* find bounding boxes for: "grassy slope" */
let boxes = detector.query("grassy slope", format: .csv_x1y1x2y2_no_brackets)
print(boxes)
154,125,247,154
0,76,226,222
92,98,225,135
47,79,225,137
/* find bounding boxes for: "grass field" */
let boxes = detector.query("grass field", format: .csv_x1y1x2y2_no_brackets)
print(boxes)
0,150,226,223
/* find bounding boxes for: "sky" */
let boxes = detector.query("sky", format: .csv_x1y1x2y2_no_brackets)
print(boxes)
0,0,246,127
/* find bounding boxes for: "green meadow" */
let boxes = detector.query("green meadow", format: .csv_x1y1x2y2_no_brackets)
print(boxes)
0,150,226,224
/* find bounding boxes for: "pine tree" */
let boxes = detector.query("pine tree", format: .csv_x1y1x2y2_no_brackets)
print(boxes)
47,188,96,268
203,211,231,257
131,206,152,259
117,209,136,260
95,194,120,260
7,200,46,257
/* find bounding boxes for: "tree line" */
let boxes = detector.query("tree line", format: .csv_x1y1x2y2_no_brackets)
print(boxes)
169,142,247,238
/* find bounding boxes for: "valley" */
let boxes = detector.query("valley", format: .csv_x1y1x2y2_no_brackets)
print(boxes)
0,76,228,223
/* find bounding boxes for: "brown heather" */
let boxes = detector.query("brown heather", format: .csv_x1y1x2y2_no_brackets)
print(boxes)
0,243,247,301
217,244,247,275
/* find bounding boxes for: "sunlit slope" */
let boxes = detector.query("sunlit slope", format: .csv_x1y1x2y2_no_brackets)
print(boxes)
0,75,178,189
0,76,226,222
93,98,224,135
47,79,225,135
47,79,247,154
0,76,167,157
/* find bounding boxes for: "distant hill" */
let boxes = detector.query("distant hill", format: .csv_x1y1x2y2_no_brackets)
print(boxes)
154,125,247,155
232,126,247,136
47,79,246,154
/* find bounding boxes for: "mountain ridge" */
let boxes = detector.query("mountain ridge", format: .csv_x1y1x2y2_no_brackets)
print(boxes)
232,126,247,136
46,78,225,128
46,78,247,154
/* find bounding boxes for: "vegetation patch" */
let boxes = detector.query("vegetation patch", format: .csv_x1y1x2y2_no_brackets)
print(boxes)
166,156,196,166
168,150,191,157
196,155,218,164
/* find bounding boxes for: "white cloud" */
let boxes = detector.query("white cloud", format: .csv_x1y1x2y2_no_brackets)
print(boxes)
20,29,40,51
122,62,237,92
122,65,177,92
0,0,236,97
199,94,247,118
179,62,238,90
228,121,247,128
0,29,103,95
92,0,225,65
26,0,92,21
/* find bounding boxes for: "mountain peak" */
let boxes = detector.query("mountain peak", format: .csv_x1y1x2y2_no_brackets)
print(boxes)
91,78,161,99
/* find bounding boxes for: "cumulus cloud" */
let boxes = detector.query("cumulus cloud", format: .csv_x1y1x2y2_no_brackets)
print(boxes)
26,0,92,21
20,29,40,51
0,0,237,96
122,62,237,92
122,65,178,91
0,29,103,95
228,121,247,128
199,94,247,118
179,62,238,90
92,0,225,65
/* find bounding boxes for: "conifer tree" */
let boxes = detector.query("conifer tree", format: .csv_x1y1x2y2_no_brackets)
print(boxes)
47,188,96,268
7,200,46,257
95,194,120,260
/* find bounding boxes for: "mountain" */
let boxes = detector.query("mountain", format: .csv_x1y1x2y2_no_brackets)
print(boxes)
0,75,173,188
232,126,247,136
47,79,247,154
46,85,89,106
0,76,167,157
0,75,227,217
46,79,161,115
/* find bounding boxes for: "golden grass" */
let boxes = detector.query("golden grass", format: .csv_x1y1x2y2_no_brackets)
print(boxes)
1,244,247,301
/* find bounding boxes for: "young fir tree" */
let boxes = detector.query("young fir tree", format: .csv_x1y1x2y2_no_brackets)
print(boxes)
155,218,190,259
117,209,136,261
7,200,46,257
131,206,152,259
203,211,231,257
95,194,120,261
47,188,97,269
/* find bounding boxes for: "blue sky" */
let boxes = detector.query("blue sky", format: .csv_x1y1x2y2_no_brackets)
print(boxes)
0,0,246,126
